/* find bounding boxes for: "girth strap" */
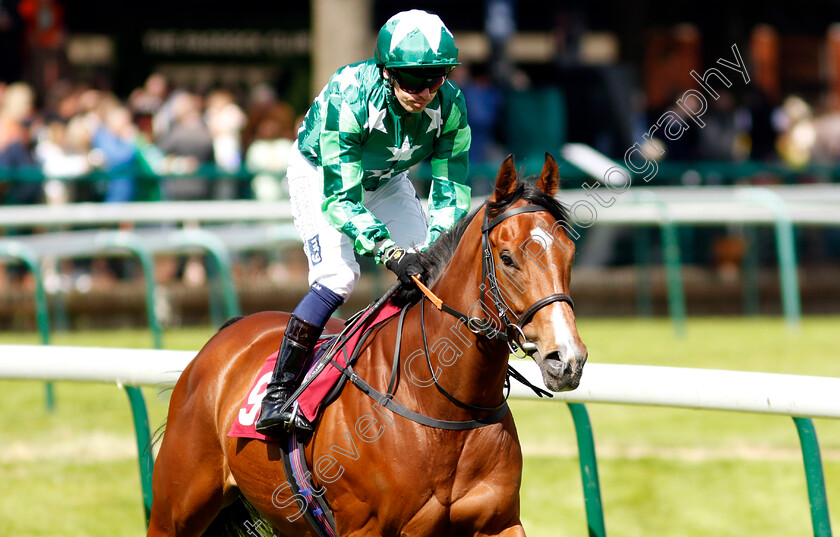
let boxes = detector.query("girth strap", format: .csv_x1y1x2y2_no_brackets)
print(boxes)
280,434,337,537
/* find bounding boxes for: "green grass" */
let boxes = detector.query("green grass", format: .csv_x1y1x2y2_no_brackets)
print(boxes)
575,315,840,375
1,317,839,536
519,455,840,537
0,459,145,537
513,315,840,536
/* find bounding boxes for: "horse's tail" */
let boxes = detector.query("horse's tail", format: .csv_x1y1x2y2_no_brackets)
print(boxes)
151,419,167,450
202,495,282,537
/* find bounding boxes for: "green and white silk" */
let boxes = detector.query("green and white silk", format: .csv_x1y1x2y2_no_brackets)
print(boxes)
296,59,471,261
375,9,460,69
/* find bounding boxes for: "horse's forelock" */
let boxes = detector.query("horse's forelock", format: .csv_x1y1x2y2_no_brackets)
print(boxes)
520,180,569,225
488,179,569,227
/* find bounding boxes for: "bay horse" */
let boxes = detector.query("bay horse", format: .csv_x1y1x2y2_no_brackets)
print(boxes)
148,153,587,537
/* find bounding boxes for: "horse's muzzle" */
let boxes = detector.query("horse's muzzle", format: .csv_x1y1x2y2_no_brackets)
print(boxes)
539,348,586,392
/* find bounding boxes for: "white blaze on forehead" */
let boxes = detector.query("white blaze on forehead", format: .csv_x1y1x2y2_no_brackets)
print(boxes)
530,226,554,248
526,225,560,286
549,304,574,340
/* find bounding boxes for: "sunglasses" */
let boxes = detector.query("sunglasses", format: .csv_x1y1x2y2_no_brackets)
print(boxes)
390,68,452,94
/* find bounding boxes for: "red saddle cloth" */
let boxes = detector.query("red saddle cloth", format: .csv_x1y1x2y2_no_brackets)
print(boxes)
228,302,401,440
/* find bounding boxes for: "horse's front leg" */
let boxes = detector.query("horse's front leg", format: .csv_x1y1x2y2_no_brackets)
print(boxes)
449,478,526,537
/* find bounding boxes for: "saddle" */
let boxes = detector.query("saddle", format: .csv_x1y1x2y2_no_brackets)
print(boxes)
228,302,402,441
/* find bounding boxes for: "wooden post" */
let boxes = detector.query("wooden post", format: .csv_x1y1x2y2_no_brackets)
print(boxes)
310,0,374,99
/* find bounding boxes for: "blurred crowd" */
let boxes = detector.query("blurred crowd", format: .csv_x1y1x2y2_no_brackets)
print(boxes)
639,87,840,170
0,74,301,205
3,61,840,319
0,75,308,302
4,68,840,210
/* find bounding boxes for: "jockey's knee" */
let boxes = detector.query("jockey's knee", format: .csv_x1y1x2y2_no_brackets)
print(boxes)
313,269,359,301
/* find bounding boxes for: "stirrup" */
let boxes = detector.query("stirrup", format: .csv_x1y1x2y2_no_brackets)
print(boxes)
285,403,313,432
257,401,313,435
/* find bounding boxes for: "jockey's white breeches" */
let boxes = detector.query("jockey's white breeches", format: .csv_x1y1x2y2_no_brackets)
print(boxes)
286,143,428,299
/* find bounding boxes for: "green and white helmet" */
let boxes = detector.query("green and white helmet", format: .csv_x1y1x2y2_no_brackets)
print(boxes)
375,9,459,69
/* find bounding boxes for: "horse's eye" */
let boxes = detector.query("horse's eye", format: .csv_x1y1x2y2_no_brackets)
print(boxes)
500,252,516,267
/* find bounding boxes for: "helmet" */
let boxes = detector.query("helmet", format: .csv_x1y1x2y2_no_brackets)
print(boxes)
375,10,459,69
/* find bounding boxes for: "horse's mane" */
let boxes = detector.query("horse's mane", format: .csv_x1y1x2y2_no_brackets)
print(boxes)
391,179,570,307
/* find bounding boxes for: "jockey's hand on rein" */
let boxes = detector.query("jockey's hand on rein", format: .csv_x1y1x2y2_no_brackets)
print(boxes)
383,246,424,286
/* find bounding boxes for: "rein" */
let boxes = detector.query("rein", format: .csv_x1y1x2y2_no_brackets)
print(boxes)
330,303,511,430
328,202,573,430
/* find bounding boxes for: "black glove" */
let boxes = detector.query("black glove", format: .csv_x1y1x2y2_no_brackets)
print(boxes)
382,246,424,285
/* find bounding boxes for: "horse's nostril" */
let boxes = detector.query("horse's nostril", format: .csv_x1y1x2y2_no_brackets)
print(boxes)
543,352,567,375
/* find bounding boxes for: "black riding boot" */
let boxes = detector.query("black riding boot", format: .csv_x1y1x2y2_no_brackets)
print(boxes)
255,315,322,434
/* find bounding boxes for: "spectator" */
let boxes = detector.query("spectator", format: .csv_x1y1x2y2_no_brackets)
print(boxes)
695,90,746,162
0,81,40,204
241,82,281,151
91,105,139,202
205,88,246,199
808,96,840,165
153,91,216,290
746,86,781,162
33,116,92,204
72,88,115,135
776,95,815,168
456,62,504,164
205,88,245,171
129,73,169,138
245,104,297,201
156,91,214,200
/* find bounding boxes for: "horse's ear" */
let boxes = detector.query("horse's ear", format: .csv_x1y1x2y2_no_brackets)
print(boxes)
537,152,559,197
491,154,518,202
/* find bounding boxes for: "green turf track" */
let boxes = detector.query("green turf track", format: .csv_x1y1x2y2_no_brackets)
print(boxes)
1,316,838,537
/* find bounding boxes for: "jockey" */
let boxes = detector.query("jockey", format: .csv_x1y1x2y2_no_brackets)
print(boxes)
256,9,472,434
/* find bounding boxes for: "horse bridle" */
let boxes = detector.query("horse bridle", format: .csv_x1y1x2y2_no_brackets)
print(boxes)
478,203,575,356
397,202,574,414
421,203,574,357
